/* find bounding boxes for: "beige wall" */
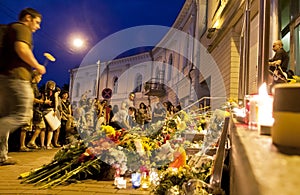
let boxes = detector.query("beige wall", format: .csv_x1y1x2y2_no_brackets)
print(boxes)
209,30,240,101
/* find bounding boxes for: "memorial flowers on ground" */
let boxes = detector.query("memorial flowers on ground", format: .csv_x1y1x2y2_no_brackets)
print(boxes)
19,107,228,193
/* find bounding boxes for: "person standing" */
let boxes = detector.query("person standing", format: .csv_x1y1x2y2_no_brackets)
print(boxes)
122,92,135,111
27,70,50,150
52,87,61,147
59,91,72,145
42,80,59,149
124,106,136,129
0,8,46,165
152,102,166,123
136,102,150,129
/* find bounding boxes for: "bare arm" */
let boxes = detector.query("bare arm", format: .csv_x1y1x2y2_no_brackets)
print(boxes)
15,41,46,74
269,59,282,66
68,104,72,117
33,97,43,104
54,92,60,112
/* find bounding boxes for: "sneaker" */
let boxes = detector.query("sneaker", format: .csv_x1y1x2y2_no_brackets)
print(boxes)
0,159,17,166
27,143,39,149
19,146,33,152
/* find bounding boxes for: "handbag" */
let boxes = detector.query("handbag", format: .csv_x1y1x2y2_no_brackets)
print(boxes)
33,108,43,123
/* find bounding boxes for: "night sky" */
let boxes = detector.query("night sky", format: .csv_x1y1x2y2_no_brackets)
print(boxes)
0,0,185,87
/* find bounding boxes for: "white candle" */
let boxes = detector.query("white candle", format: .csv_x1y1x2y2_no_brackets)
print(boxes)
257,83,274,134
116,177,126,189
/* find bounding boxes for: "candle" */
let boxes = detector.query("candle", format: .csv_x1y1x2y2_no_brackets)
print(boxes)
116,177,126,189
131,172,141,188
150,168,160,186
140,172,150,189
257,83,274,135
245,94,259,129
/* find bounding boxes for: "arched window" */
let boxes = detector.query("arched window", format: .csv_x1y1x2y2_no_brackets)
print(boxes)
183,32,190,71
134,74,143,92
155,67,160,82
113,76,118,94
76,83,80,97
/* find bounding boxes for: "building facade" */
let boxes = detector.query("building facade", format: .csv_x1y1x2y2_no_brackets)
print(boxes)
69,0,299,109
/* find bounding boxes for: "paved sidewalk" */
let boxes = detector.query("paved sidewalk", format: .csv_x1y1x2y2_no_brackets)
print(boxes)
0,149,151,195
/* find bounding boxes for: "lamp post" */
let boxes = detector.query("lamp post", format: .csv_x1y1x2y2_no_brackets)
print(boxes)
96,60,101,99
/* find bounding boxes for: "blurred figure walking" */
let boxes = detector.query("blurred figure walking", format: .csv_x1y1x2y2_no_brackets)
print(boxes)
0,8,46,165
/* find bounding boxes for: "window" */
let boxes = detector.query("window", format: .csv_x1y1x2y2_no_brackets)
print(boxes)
75,83,80,97
155,67,160,80
134,74,142,92
279,0,290,31
279,0,300,74
167,54,173,81
113,76,118,94
183,33,190,71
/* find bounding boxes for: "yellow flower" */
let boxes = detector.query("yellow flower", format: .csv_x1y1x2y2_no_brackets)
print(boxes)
142,142,151,151
177,120,186,131
102,125,116,137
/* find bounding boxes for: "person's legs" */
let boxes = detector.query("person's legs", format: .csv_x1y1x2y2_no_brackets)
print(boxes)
0,76,33,163
53,127,61,147
19,128,27,150
0,132,9,162
28,120,46,149
46,129,53,149
39,129,46,148
27,130,40,149
19,124,32,151
0,78,33,134
0,132,16,165
59,120,67,145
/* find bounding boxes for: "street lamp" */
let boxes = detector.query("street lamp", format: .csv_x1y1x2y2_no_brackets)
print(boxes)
72,38,84,48
68,35,87,53
96,60,101,99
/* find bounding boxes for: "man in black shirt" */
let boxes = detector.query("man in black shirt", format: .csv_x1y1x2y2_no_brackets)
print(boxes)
268,40,289,84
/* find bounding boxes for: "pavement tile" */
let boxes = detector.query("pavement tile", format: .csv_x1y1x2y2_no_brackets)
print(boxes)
56,191,95,195
116,189,151,194
15,189,60,195
82,188,118,193
0,190,28,194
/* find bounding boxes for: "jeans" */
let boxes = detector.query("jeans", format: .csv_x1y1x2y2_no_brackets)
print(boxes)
0,132,9,162
0,75,33,162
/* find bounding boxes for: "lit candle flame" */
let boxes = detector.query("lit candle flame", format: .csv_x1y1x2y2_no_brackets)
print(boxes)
258,83,274,127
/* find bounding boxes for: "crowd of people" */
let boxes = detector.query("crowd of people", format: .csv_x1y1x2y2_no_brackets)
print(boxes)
0,7,76,165
8,74,75,152
0,5,292,168
72,92,182,137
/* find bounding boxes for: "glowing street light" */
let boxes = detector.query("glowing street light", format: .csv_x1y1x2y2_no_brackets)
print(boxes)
73,38,84,48
67,33,88,53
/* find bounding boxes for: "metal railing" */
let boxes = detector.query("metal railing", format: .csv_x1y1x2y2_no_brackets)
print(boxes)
182,96,227,112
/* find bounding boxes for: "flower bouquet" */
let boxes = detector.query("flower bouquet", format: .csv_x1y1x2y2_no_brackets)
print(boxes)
19,141,105,188
19,102,230,190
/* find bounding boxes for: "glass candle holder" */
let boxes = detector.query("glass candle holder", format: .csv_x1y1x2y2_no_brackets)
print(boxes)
116,177,126,189
131,172,141,188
